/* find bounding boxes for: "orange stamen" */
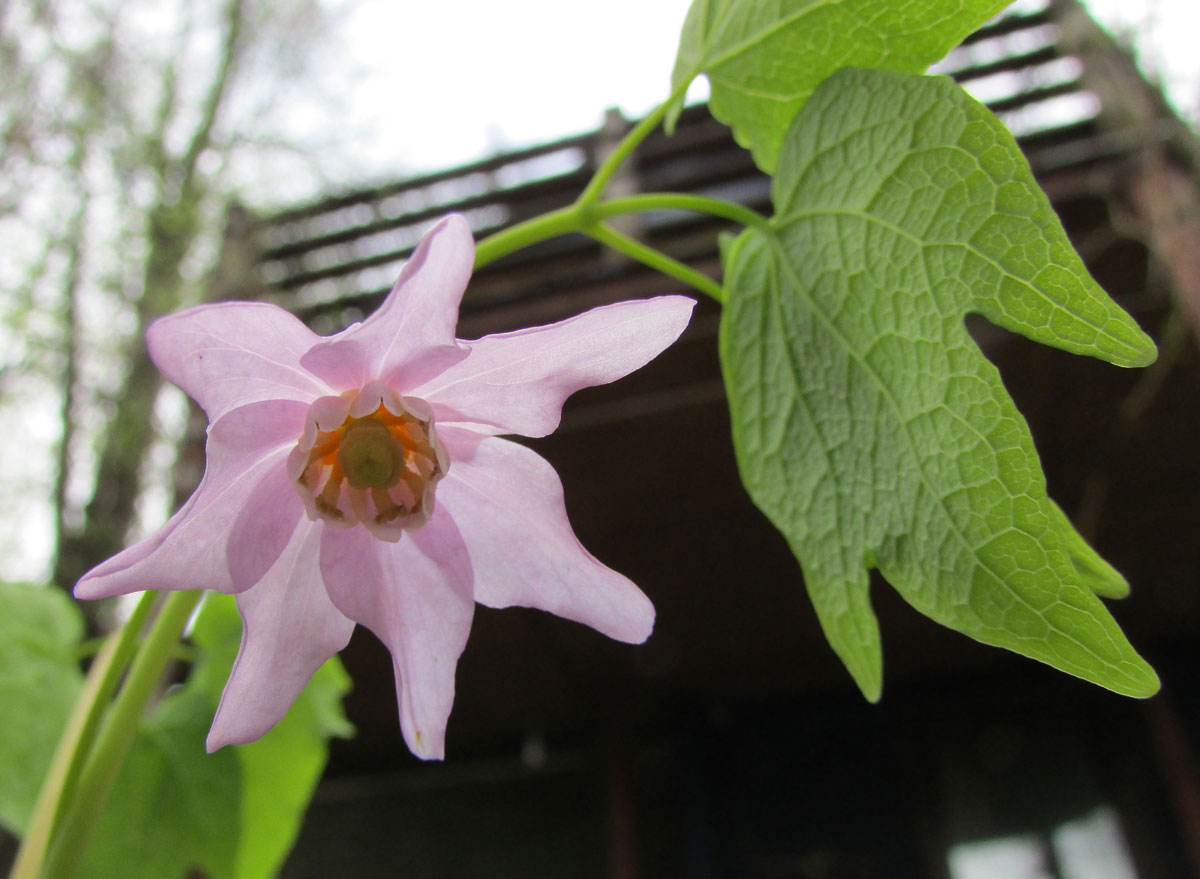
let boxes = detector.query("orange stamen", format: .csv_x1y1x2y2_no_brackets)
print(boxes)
294,398,444,534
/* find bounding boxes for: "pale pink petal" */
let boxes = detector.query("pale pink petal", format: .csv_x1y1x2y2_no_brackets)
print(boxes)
74,401,306,599
206,520,354,751
208,398,309,449
147,302,329,421
226,463,305,591
300,215,474,391
319,514,474,760
73,486,202,590
295,338,370,390
413,295,695,437
437,430,654,643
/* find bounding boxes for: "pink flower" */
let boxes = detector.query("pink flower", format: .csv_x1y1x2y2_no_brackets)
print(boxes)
75,215,694,759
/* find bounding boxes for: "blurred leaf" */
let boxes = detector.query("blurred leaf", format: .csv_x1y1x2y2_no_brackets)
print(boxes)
668,0,1009,171
190,593,353,879
75,592,351,878
78,670,241,879
720,69,1158,700
0,583,85,835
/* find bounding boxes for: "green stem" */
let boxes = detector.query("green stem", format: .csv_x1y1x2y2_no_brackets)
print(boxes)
475,193,766,273
10,591,159,879
40,590,204,879
577,81,693,206
474,204,584,270
586,222,726,304
474,79,760,302
595,193,770,231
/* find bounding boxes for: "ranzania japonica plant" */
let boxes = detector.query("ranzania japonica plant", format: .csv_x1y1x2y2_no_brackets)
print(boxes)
76,216,695,759
6,1,1170,877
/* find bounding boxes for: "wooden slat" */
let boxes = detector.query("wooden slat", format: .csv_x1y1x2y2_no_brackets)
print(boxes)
258,131,594,226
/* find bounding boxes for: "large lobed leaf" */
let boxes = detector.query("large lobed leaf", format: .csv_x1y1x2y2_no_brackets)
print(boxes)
720,68,1158,700
669,0,1011,172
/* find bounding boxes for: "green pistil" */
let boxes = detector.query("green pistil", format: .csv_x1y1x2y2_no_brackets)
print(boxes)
337,419,402,490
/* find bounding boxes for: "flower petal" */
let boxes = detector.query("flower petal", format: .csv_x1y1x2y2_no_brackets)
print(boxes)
437,430,655,643
207,520,354,751
73,486,202,591
319,514,473,760
294,338,370,391
147,302,329,421
226,462,305,591
300,215,474,391
208,398,309,452
74,401,306,599
414,295,695,437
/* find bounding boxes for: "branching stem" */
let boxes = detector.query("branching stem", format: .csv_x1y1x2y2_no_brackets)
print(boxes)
474,83,771,304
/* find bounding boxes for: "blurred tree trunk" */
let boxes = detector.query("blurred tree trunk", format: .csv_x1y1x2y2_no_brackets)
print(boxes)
50,165,89,569
52,0,248,592
45,29,113,586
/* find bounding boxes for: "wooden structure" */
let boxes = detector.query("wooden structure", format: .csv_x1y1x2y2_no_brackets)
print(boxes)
208,1,1200,876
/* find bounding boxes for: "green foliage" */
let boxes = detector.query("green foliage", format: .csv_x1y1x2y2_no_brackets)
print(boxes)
77,592,353,879
78,673,242,879
669,0,1010,172
0,584,350,878
0,583,84,835
189,593,354,879
719,68,1158,700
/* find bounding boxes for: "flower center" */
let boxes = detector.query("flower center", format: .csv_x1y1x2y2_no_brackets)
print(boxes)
338,419,401,490
289,387,447,541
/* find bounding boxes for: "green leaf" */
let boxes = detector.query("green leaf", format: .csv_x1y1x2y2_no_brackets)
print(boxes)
76,593,351,879
720,68,1158,701
78,674,242,879
0,583,84,835
189,593,353,879
668,0,1011,172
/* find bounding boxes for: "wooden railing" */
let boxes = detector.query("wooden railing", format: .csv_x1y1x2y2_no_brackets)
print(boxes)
214,0,1194,339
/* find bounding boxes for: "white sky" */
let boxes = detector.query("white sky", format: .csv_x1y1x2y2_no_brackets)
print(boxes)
238,0,704,205
1086,0,1200,117
265,0,1199,202
337,0,700,174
